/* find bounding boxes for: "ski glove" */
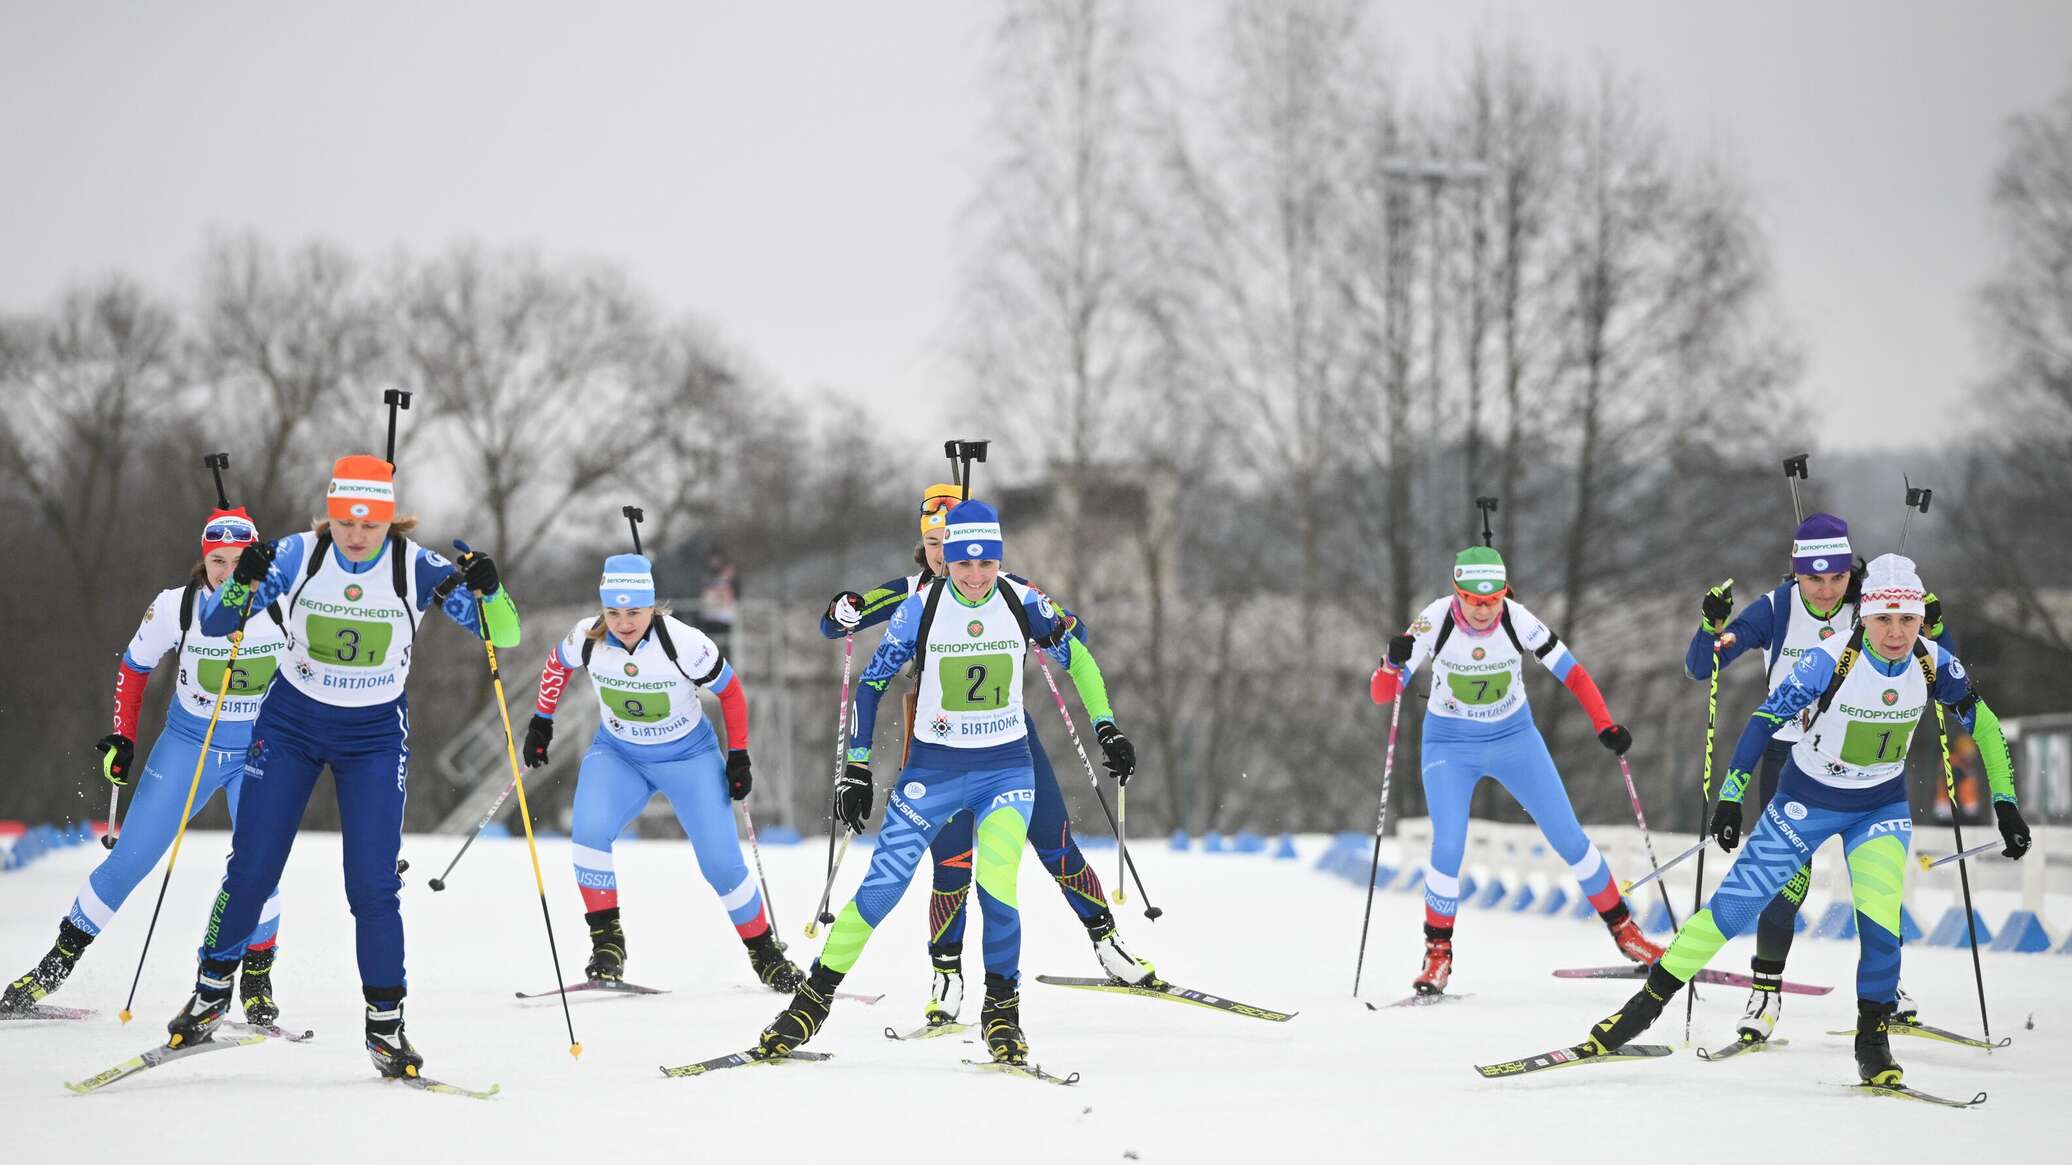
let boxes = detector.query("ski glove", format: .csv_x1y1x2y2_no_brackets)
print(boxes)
1386,634,1415,668
460,550,501,596
1995,801,2031,860
523,715,552,769
1700,581,1734,633
836,764,874,833
1923,592,1943,637
1095,721,1136,784
827,591,864,632
1710,798,1743,852
726,749,753,800
232,542,276,585
1597,724,1632,755
97,733,134,786
1031,613,1079,650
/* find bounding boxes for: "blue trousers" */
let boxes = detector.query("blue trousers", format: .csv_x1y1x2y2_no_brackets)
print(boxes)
568,726,766,938
199,681,411,991
1419,717,1619,926
69,715,281,949
927,732,1107,950
823,763,1035,979
1752,739,1810,961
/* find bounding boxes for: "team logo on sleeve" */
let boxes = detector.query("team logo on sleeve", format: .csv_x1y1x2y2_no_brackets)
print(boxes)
426,550,450,568
344,584,364,602
142,603,155,623
1036,593,1055,619
1409,616,1433,636
967,620,984,637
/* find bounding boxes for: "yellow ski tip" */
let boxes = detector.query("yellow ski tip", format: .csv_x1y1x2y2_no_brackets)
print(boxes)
119,1009,133,1024
1112,891,1126,905
803,924,820,939
570,1042,584,1059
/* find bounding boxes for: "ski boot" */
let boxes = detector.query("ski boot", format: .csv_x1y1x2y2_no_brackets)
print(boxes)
745,931,804,991
924,944,964,1027
1,918,94,1012
1587,963,1680,1054
1893,983,1919,1027
1854,999,1902,1085
1412,925,1454,996
365,990,424,1079
757,962,841,1058
981,972,1028,1065
1088,913,1156,986
1734,958,1784,1045
584,907,626,983
1603,902,1665,964
166,959,237,1049
239,946,280,1027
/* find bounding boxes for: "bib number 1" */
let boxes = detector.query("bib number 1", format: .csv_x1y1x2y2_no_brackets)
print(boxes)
1840,719,1915,767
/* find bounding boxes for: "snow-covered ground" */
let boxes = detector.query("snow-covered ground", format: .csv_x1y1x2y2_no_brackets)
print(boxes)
3,831,2065,1162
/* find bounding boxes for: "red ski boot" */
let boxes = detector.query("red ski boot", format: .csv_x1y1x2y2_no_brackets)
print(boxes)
1412,933,1453,995
1606,908,1664,965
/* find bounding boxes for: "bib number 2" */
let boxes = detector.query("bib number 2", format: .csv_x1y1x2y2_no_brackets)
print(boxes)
939,653,1013,712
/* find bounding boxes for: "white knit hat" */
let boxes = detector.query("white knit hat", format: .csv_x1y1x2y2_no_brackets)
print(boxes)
1860,553,1925,619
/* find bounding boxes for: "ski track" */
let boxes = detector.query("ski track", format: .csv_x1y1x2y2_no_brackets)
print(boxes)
2,832,2063,1163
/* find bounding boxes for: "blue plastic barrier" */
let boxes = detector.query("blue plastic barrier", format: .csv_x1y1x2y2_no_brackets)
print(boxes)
759,825,802,845
1990,911,2052,953
1927,906,1995,948
1812,901,1857,941
1274,834,1299,860
1203,833,1226,854
1232,831,1267,854
1509,884,1537,913
1539,886,1569,916
1170,830,1190,852
1640,897,1677,935
1476,880,1508,910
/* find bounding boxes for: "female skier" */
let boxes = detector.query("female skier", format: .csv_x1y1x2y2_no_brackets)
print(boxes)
1370,546,1660,995
1687,512,1948,1042
2,508,290,1022
764,499,1132,1065
162,455,519,1081
1587,554,2030,1084
521,552,802,992
820,483,1146,1028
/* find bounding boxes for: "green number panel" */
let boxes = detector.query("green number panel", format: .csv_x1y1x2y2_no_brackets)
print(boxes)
305,614,394,668
1444,670,1512,707
196,655,279,695
600,687,671,723
1840,718,1915,767
938,653,1014,711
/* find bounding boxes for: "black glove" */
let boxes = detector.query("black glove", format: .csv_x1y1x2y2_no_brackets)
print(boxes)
1710,798,1743,852
1700,580,1734,631
827,591,865,632
232,542,276,585
1032,614,1079,649
1995,801,2031,860
523,715,553,769
1597,724,1632,755
1923,592,1944,637
1387,634,1415,667
836,764,875,833
726,749,753,800
1095,721,1136,785
96,733,135,786
461,550,501,595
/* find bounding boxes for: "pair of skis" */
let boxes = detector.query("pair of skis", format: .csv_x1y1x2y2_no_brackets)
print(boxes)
513,979,887,1006
59,1020,499,1099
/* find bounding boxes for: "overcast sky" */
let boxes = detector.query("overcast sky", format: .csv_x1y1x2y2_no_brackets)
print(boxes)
4,1,2070,454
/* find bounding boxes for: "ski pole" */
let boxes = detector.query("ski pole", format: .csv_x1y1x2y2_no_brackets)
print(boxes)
1619,838,1706,893
454,540,581,1059
101,784,120,850
1780,453,1808,523
1030,646,1162,919
427,769,564,891
1932,695,1992,1050
1917,841,2000,871
806,634,855,937
806,833,854,938
1615,755,1680,932
119,587,254,1023
739,800,781,943
1686,632,1724,1046
1353,666,1405,997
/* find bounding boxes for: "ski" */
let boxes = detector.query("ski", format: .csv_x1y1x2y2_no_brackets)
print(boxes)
1368,992,1474,1011
884,1022,971,1041
1848,1082,1987,1108
1824,1022,2010,1051
1697,1036,1789,1061
1034,975,1295,1022
1475,1042,1673,1079
730,984,883,1005
64,1032,272,1094
395,1074,501,1099
515,980,670,1000
1,1002,96,1023
963,1058,1079,1085
223,1021,315,1043
660,1049,834,1078
1553,965,1833,996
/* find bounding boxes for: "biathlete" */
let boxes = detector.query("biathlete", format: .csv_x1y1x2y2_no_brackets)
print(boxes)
522,552,803,992
2,508,290,1021
1370,546,1661,995
1687,512,1949,1040
821,482,1147,1027
1588,554,2031,1083
765,499,1129,1064
163,455,519,1080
